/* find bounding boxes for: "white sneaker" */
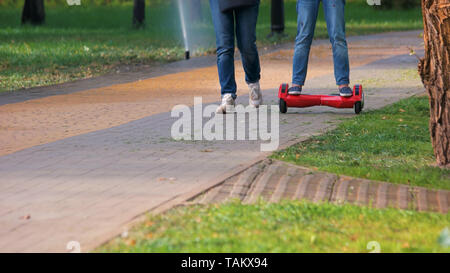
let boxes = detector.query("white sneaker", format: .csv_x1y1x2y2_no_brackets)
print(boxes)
216,93,236,114
248,82,262,108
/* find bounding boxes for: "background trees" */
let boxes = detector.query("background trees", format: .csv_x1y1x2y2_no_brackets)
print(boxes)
22,0,45,25
133,0,146,28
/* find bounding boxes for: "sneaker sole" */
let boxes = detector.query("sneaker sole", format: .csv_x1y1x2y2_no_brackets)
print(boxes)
249,98,262,108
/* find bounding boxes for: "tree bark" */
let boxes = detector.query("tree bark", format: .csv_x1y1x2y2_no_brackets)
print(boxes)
22,0,45,25
419,0,450,167
133,0,145,28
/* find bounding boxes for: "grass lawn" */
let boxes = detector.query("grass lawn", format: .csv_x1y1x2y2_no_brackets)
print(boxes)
0,0,423,92
273,96,450,190
98,200,450,253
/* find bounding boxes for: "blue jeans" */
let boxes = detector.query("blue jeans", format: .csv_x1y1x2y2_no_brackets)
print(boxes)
209,0,261,98
292,0,350,86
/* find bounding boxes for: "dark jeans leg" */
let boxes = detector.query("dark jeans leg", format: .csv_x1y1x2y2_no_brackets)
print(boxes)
292,0,320,86
323,0,350,85
209,0,236,98
235,3,261,84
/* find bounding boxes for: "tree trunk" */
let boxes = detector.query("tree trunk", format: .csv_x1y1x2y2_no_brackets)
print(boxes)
418,0,450,167
271,0,285,34
22,0,45,25
133,0,145,28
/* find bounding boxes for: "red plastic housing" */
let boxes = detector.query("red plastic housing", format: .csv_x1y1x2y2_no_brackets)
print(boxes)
278,83,364,110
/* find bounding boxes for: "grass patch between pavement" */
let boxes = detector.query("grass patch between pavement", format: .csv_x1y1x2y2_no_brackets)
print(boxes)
98,200,449,253
272,95,450,191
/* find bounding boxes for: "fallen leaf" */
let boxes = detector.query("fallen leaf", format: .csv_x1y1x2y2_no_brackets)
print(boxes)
21,214,31,220
399,108,406,113
125,239,136,246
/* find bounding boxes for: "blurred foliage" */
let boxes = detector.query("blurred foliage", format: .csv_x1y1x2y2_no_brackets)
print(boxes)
0,0,173,7
0,0,422,9
376,0,421,10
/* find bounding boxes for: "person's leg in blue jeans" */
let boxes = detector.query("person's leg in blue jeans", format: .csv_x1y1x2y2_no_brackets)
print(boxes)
291,0,320,94
235,2,262,107
323,0,350,95
291,0,351,96
235,4,261,86
209,0,236,99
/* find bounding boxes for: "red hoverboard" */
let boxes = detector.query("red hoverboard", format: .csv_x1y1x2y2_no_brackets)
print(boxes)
278,84,364,114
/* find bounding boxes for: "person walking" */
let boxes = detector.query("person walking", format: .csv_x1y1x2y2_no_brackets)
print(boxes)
210,0,262,113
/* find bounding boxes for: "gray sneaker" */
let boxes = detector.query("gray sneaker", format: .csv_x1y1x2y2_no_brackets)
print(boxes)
248,82,262,108
216,94,236,114
339,86,353,97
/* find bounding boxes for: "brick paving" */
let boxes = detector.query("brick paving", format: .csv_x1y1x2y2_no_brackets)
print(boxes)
0,31,429,252
191,159,449,214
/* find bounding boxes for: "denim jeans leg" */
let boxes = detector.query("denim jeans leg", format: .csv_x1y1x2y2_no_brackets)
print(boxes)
235,3,261,84
209,0,237,98
323,0,350,85
292,0,320,86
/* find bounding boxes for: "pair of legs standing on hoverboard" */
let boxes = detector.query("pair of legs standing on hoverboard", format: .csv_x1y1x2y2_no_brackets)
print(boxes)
211,0,352,113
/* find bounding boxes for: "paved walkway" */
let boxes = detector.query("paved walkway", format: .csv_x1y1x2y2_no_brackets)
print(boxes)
0,31,423,156
0,31,426,252
192,159,449,214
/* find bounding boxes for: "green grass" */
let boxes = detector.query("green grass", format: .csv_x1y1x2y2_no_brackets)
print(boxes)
98,200,450,253
273,96,450,190
0,0,423,92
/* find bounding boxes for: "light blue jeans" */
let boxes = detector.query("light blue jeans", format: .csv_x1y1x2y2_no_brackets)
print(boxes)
292,0,350,86
209,0,261,98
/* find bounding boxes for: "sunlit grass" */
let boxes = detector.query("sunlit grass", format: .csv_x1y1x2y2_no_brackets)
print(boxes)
273,96,450,190
98,200,450,253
